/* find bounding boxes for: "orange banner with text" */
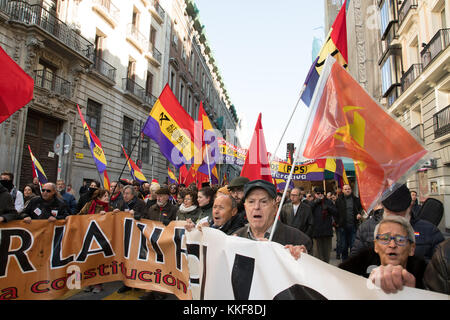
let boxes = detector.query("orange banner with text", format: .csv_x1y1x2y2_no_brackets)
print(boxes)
0,213,191,300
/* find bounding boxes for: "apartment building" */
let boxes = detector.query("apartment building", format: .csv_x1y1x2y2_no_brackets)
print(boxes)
0,0,239,195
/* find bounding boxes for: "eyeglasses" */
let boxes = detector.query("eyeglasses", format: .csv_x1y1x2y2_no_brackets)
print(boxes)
375,233,409,246
42,189,53,193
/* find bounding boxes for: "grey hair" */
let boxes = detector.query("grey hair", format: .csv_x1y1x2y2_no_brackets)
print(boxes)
123,185,138,197
374,215,416,243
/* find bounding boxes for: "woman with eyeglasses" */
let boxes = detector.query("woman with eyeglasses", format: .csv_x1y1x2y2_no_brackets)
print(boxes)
339,215,427,290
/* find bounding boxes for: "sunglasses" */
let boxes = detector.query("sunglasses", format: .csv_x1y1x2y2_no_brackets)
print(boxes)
42,189,53,193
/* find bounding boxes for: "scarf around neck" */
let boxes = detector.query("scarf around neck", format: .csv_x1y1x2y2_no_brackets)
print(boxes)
88,199,109,214
179,204,198,213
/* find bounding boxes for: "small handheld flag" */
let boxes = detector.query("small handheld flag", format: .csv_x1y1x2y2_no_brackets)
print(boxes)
28,145,47,190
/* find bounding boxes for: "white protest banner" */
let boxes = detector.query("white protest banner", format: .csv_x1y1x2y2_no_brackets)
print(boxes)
185,227,448,300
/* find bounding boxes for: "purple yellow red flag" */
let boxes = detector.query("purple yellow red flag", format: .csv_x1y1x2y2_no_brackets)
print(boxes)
301,57,428,210
142,84,199,169
168,167,177,185
77,104,110,190
121,145,147,184
28,145,48,189
300,0,348,106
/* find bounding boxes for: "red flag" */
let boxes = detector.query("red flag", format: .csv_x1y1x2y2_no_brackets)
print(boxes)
302,58,428,210
179,164,188,184
240,113,272,182
0,46,34,124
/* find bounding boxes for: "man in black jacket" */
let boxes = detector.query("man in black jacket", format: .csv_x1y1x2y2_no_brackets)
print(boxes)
279,187,313,238
335,184,363,261
21,182,69,221
310,186,338,263
0,182,18,223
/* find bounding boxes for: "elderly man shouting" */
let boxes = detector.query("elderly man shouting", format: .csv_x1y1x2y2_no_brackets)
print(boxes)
233,180,312,255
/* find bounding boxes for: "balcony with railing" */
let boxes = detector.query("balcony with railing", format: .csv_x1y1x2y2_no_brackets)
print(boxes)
92,54,116,84
401,63,422,92
434,105,450,140
149,0,165,24
123,77,157,107
92,0,119,28
398,0,418,28
126,23,147,53
34,69,71,98
421,28,450,70
145,43,162,66
6,1,94,62
411,123,424,142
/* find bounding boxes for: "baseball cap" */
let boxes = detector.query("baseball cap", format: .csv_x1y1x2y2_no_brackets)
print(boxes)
243,180,277,201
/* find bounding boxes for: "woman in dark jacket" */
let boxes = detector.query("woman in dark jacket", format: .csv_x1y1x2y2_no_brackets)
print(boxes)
78,189,112,215
176,190,203,223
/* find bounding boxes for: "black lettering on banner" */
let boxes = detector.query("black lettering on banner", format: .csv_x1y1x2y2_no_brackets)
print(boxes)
75,221,114,262
123,218,133,259
186,242,200,286
173,228,187,271
51,226,74,269
150,227,164,264
0,228,35,277
231,254,255,300
136,223,148,261
200,245,208,300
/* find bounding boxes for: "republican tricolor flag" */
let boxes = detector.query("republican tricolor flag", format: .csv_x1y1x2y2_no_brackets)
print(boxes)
28,145,47,189
122,145,147,184
168,167,177,185
77,104,110,190
142,84,199,169
300,57,428,211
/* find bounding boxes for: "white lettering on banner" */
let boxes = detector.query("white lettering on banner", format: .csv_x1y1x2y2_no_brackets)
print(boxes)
185,228,449,300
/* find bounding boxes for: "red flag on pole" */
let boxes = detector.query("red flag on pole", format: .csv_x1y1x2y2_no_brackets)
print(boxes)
0,46,34,124
240,113,272,182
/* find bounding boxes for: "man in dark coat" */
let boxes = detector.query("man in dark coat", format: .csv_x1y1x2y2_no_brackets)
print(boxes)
21,182,69,221
350,184,444,262
279,187,313,238
140,186,178,224
233,180,312,253
310,186,338,263
0,181,18,223
116,185,147,218
109,181,125,210
227,176,250,223
56,180,77,214
334,184,363,261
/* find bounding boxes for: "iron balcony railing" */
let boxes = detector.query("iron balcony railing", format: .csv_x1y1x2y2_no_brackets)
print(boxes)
6,1,94,60
401,63,422,92
123,77,156,106
148,43,162,64
127,23,147,50
433,105,450,139
92,0,120,23
93,54,116,82
153,0,165,20
411,123,424,142
421,28,450,69
398,0,418,27
34,69,71,98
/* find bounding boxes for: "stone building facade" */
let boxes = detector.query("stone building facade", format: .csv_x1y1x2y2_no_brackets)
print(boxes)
0,0,239,197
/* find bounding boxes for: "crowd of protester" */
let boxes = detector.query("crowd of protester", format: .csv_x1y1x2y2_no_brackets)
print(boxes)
0,171,448,298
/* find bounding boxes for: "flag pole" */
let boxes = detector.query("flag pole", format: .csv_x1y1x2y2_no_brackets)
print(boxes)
115,126,142,194
269,85,305,163
205,144,212,185
269,57,334,242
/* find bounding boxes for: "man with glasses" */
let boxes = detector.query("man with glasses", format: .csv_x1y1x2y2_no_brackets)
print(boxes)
280,187,313,238
339,215,427,290
20,182,70,222
351,184,444,262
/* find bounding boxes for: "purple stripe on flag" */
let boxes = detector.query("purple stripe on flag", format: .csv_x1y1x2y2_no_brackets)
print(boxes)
142,116,189,169
300,57,320,106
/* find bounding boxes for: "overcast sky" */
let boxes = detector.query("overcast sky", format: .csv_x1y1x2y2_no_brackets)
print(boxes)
194,0,325,159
